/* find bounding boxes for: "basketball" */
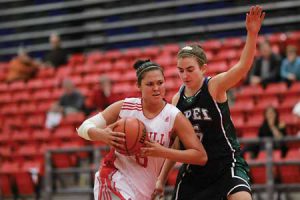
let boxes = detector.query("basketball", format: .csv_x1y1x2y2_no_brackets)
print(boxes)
113,118,148,156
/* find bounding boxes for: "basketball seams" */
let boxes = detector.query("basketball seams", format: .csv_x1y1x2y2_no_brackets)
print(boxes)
123,119,130,156
127,119,140,154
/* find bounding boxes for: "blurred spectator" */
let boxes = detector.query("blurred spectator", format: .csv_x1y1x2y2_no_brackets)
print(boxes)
241,106,288,158
247,40,282,87
44,33,68,68
45,79,84,129
280,45,300,85
6,47,39,83
85,75,119,115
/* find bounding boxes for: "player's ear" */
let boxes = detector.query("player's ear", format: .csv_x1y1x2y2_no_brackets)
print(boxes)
200,64,207,74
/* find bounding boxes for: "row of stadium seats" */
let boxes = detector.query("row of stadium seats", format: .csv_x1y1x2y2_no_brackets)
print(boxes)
1,32,300,198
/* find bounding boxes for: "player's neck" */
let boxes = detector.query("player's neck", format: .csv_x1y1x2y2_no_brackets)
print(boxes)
185,78,204,97
142,100,166,119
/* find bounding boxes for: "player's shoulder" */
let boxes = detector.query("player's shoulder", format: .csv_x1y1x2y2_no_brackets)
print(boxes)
171,92,180,105
123,97,141,104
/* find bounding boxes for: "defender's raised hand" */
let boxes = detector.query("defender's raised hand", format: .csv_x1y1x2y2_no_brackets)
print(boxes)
246,5,265,35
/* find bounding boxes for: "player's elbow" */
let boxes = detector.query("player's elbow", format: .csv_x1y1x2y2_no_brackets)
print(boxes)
197,151,208,166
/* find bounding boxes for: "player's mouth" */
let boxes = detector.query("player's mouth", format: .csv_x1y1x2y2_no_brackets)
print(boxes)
152,93,160,96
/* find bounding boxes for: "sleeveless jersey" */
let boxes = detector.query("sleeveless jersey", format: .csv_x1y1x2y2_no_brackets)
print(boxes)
176,77,249,185
115,98,180,198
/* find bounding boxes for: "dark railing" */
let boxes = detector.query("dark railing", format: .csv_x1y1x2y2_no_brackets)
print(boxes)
44,136,300,200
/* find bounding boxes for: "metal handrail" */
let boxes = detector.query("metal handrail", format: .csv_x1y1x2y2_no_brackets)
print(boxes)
44,136,300,200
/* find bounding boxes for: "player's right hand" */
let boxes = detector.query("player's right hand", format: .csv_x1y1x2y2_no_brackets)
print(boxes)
103,123,126,149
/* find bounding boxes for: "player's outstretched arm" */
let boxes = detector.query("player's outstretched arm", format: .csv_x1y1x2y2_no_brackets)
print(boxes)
209,5,265,97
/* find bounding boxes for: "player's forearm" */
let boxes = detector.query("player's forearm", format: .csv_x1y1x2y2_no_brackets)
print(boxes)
77,113,107,141
238,33,257,72
157,159,176,184
163,148,207,165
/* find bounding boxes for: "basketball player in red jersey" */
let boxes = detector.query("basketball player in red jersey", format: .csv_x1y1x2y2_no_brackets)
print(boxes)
77,59,207,200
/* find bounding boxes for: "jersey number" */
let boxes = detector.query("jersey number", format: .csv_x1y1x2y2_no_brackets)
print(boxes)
193,125,203,142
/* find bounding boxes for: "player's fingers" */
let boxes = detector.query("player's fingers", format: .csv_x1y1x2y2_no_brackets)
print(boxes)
113,136,125,143
108,121,119,130
144,140,155,146
250,6,255,16
260,12,265,21
111,141,125,149
112,131,125,137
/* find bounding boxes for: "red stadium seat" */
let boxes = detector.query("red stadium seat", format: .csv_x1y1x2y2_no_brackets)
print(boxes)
278,97,299,114
214,49,238,62
8,81,26,91
0,93,11,104
142,46,161,58
279,149,300,183
286,81,300,98
287,31,300,44
113,59,129,71
222,37,243,49
155,54,174,67
15,170,37,196
19,103,37,115
32,129,51,143
164,43,180,55
230,99,255,115
36,67,55,79
206,61,228,74
242,113,263,134
1,103,19,116
86,51,105,64
123,48,142,59
0,82,9,93
68,53,85,66
201,39,222,51
33,90,52,101
104,50,122,61
60,112,85,127
11,130,31,144
26,114,45,128
263,82,287,97
254,97,279,113
26,79,44,91
123,71,137,82
267,32,287,45
0,174,14,197
250,151,281,184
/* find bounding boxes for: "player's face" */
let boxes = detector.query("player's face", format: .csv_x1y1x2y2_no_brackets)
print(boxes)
140,70,166,103
177,57,205,90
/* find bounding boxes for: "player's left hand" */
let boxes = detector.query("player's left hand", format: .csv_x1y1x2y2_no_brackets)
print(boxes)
246,5,265,35
140,141,165,157
151,179,165,200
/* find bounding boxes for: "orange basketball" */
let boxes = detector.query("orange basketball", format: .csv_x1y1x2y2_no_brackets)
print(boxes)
113,118,148,156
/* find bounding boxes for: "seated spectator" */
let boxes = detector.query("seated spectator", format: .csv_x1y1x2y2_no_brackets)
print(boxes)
85,75,120,114
241,106,288,158
280,45,300,85
247,40,282,87
44,32,68,68
45,79,84,129
6,48,39,83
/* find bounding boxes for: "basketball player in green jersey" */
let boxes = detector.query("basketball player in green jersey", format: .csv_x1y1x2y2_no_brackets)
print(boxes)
151,5,265,200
